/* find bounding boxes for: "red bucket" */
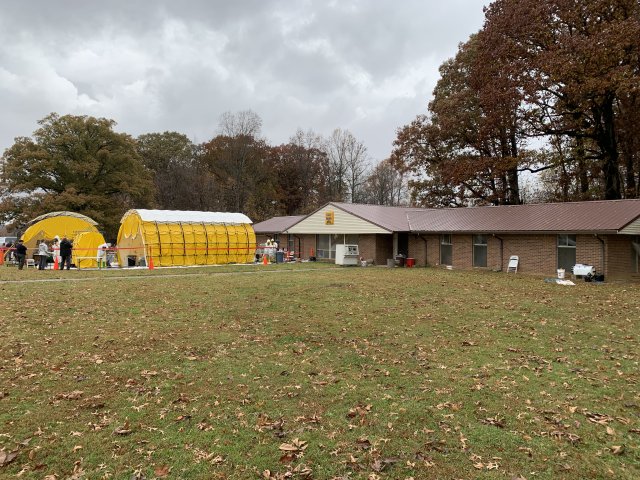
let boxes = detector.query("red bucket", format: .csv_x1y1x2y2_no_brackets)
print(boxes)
406,258,415,268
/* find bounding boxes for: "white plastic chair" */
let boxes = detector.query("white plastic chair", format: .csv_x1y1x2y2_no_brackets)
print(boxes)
507,255,519,273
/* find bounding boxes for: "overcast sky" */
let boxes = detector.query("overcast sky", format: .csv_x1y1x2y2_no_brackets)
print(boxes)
0,1,487,162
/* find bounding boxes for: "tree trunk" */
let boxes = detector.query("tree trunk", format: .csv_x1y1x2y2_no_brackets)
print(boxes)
573,138,590,198
594,95,621,200
507,131,520,204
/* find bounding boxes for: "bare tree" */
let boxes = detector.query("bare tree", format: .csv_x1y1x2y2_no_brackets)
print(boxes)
218,110,262,138
362,160,408,206
325,129,369,203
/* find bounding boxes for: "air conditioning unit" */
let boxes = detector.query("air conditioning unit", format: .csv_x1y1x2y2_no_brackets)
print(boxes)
335,244,359,266
573,264,595,276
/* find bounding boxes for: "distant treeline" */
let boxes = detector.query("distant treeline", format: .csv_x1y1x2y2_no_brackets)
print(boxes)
0,111,406,239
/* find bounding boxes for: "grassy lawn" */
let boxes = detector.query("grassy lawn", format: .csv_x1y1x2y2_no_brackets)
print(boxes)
1,264,638,479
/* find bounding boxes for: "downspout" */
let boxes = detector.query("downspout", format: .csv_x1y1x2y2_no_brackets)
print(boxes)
595,234,605,276
493,234,504,271
418,234,428,266
294,235,302,259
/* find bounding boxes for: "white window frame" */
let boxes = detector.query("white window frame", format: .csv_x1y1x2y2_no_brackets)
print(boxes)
316,234,359,259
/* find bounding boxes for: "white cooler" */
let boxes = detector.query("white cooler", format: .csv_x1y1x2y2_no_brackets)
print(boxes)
573,264,595,276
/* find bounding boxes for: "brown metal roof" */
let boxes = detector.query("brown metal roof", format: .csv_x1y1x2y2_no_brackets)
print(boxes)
253,215,305,233
331,203,423,232
256,200,640,235
407,199,640,233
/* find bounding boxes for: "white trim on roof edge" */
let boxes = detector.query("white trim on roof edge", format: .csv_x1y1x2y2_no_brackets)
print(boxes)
286,204,390,234
126,209,253,224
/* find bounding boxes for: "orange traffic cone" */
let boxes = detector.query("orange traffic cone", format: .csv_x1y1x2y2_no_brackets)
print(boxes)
148,255,154,270
54,255,59,270
262,253,269,265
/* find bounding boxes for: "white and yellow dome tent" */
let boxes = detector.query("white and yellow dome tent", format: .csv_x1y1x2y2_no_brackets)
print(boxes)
116,209,256,267
20,211,106,268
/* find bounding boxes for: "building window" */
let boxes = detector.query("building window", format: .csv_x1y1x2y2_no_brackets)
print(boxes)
473,234,488,268
557,234,576,271
316,234,359,259
317,234,331,259
440,234,452,266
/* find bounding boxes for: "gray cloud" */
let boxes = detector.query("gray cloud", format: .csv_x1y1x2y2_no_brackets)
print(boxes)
0,0,486,160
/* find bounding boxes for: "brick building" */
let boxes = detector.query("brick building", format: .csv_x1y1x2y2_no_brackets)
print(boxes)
253,200,640,280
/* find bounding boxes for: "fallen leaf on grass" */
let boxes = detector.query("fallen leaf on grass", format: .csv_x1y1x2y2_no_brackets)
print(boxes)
279,438,307,453
610,445,625,455
546,431,581,444
481,416,505,428
279,452,296,464
154,465,170,477
0,449,19,467
356,437,372,449
584,411,613,425
371,457,400,472
54,390,84,401
114,421,132,436
347,404,372,419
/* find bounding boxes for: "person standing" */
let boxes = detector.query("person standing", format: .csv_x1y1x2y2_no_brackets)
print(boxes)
15,240,28,270
96,242,109,268
52,236,61,267
59,237,73,270
38,240,50,270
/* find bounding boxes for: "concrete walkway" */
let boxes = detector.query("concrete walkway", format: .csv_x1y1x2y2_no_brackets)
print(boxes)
1,266,339,284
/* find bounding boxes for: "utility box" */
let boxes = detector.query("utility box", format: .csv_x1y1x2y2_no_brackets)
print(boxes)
573,264,595,277
335,244,359,266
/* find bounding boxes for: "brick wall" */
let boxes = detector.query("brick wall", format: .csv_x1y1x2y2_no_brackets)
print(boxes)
414,233,634,278
576,235,604,273
265,230,637,277
358,234,377,263
375,235,393,265
292,234,316,259
499,235,556,274
607,235,637,279
408,235,426,266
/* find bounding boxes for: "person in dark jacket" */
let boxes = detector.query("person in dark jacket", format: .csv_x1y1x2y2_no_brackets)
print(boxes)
59,237,73,270
15,240,28,270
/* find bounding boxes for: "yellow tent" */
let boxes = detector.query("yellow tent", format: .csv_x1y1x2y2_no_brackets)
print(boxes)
116,209,256,267
21,211,106,267
73,231,107,269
